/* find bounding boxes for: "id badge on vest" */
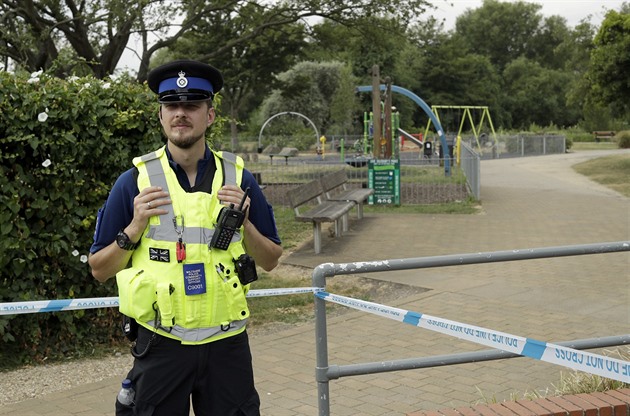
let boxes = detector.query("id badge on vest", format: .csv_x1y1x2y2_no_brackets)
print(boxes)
183,263,207,295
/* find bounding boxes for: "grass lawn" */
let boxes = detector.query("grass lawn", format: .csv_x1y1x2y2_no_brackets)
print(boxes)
571,142,618,151
572,153,630,197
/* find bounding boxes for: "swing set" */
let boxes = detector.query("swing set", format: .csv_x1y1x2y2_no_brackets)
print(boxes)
424,105,498,155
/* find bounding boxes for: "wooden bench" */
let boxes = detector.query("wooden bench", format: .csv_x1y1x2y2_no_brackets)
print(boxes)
269,147,298,165
593,131,616,142
287,179,355,254
251,171,266,190
319,169,374,219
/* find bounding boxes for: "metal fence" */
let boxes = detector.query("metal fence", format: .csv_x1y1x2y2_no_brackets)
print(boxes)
462,134,567,160
235,133,564,207
459,141,481,200
241,151,472,207
311,241,630,416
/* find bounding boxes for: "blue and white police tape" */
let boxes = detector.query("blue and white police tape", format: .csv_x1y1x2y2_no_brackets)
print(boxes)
246,287,323,298
0,297,121,315
0,287,323,316
316,291,630,384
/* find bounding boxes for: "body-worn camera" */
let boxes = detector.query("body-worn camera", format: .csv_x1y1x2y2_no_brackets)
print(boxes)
121,315,138,341
233,253,258,285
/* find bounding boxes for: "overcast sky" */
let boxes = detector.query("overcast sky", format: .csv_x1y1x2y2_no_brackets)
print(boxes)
430,0,626,29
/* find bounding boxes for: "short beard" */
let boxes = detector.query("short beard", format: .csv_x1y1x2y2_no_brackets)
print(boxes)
169,133,204,149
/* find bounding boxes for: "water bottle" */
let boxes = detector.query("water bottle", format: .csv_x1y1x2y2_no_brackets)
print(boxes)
117,378,135,407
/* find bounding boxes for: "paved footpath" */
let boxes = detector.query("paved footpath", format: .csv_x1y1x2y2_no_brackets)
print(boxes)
2,150,628,416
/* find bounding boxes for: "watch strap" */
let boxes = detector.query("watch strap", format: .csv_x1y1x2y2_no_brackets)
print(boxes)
117,230,140,251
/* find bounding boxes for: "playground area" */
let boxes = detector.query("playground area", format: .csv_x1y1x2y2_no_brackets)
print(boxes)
252,70,567,208
240,151,470,207
244,130,566,208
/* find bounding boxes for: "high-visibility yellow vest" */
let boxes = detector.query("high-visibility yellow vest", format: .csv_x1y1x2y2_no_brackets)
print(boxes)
116,146,250,345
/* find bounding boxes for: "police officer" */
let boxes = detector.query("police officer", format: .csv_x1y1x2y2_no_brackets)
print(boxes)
89,60,282,415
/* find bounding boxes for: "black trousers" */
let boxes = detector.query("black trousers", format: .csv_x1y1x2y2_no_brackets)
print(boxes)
116,326,260,416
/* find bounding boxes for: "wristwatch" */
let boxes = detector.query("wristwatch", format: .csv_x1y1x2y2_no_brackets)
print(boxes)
116,230,140,251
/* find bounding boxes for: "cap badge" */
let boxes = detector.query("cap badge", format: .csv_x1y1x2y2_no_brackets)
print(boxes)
176,71,188,88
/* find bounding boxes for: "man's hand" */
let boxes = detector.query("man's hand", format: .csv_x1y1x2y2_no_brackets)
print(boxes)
88,186,170,282
216,185,250,220
126,186,171,241
217,185,282,271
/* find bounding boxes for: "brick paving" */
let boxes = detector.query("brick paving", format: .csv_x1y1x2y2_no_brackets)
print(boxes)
406,388,630,416
1,150,628,416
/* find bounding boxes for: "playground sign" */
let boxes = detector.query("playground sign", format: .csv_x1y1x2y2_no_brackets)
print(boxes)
368,159,400,205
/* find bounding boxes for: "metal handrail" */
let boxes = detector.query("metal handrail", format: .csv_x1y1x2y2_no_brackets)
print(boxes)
312,241,630,416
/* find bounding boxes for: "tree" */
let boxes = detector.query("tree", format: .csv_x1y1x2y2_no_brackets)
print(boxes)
306,17,414,84
167,3,307,151
0,0,154,78
502,57,578,128
257,61,359,148
454,0,544,71
530,15,572,70
587,7,630,118
305,17,436,131
398,25,505,128
328,64,362,135
562,21,602,130
0,0,435,81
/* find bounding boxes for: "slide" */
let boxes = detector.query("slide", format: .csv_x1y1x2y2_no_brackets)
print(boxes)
398,128,423,149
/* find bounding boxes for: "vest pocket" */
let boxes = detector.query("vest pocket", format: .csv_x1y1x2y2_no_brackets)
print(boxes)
221,275,250,321
116,268,156,322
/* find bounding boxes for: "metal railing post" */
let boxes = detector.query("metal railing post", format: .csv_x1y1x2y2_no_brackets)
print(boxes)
313,263,335,416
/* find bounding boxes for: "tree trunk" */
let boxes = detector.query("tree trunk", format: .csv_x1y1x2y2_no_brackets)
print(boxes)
230,103,240,152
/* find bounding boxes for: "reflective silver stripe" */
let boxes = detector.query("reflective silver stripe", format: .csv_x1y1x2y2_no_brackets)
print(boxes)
144,156,174,240
147,319,247,343
220,151,238,185
140,151,159,162
149,227,242,245
145,220,233,244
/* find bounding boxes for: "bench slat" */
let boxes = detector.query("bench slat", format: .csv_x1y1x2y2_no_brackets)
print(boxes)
288,179,324,208
295,201,355,222
320,169,347,193
320,169,374,219
327,188,374,204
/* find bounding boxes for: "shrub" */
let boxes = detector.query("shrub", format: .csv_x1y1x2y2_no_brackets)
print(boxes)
616,130,630,149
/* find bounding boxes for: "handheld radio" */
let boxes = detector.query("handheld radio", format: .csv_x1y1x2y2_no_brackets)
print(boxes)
209,187,250,250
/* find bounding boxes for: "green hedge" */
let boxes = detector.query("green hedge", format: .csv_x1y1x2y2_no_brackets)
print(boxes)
0,70,224,366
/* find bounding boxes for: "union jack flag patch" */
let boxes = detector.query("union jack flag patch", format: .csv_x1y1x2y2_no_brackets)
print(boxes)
149,247,170,263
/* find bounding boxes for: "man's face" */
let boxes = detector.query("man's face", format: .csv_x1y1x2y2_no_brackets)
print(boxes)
159,101,214,149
